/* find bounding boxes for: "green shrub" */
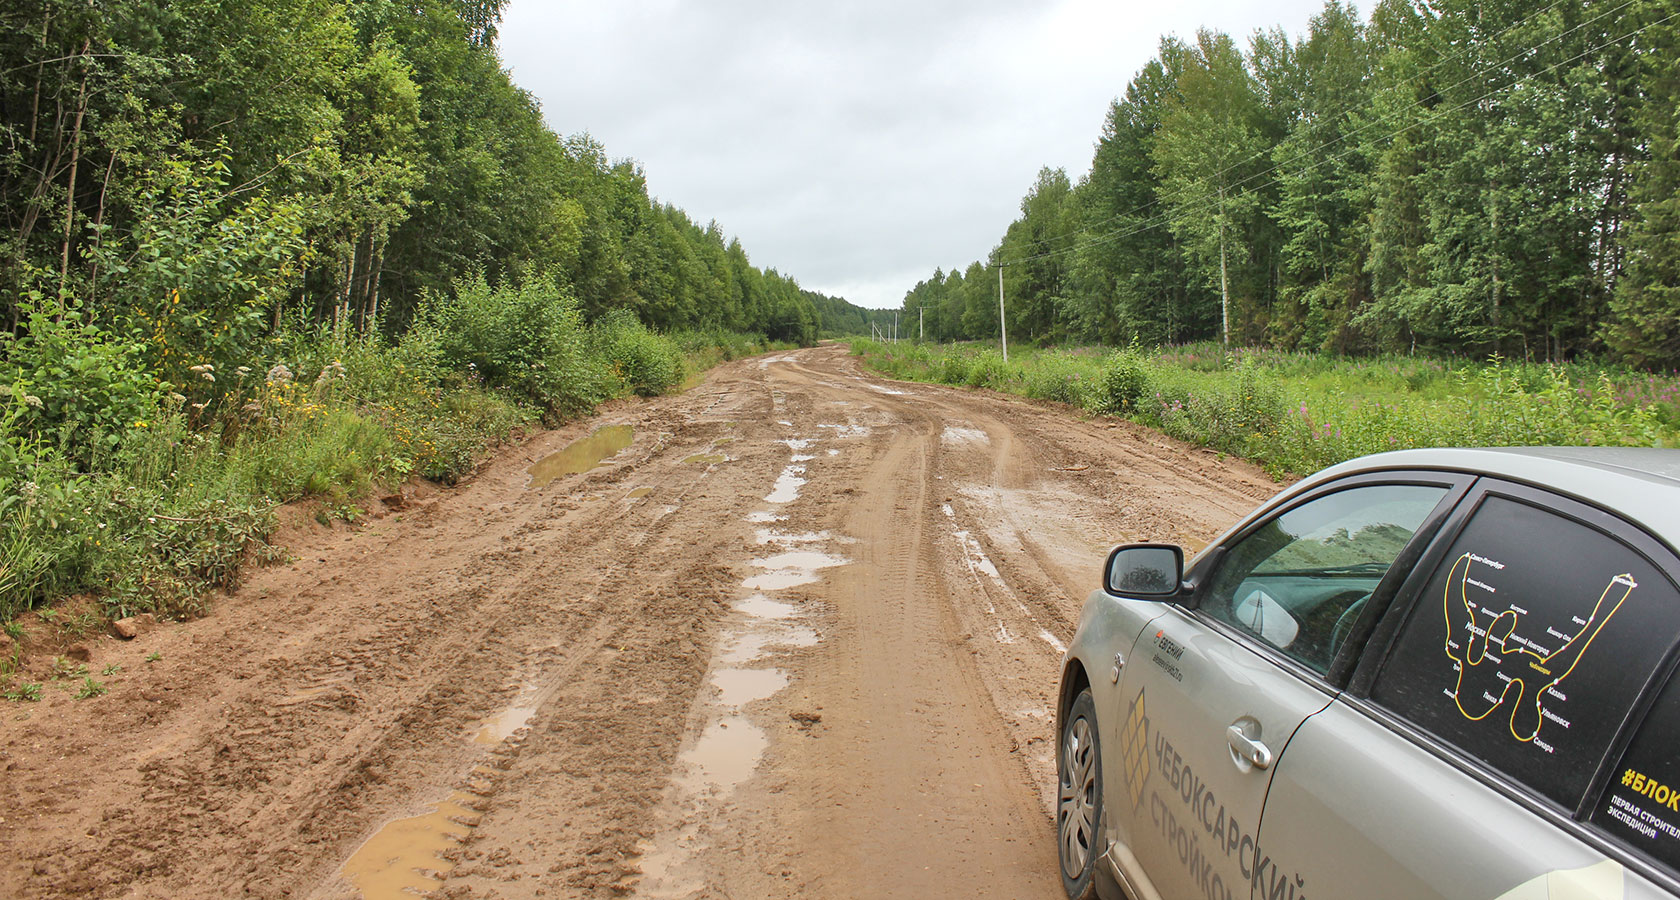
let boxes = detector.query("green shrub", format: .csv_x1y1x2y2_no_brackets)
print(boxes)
592,309,685,397
89,151,308,393
419,271,609,420
1091,350,1150,414
1023,354,1094,406
933,350,975,385
964,351,1013,389
0,297,163,466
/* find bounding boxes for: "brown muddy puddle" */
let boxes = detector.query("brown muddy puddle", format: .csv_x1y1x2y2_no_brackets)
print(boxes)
678,715,768,791
736,594,796,619
628,487,653,499
764,465,806,504
342,790,478,899
712,667,789,706
635,438,852,896
473,692,539,744
343,682,547,892
528,424,633,489
741,550,848,591
683,453,727,465
721,626,818,665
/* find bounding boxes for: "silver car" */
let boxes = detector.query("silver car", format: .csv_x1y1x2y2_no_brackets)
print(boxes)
1057,447,1680,900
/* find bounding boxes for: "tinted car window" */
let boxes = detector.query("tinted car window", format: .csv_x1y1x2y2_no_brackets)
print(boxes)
1371,494,1680,808
1594,671,1680,875
1202,484,1449,674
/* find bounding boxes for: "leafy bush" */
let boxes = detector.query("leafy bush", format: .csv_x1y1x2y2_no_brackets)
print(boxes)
592,309,685,397
0,297,162,466
933,350,976,385
1092,350,1149,414
417,272,609,420
1023,354,1092,406
964,350,1014,390
90,151,308,395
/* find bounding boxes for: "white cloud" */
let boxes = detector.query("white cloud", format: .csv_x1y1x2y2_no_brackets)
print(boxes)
500,0,1333,309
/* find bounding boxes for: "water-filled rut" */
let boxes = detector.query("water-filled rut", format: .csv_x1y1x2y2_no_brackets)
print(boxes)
0,344,1284,900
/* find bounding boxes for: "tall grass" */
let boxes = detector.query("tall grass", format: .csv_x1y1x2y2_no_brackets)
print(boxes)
0,274,782,626
851,339,1679,477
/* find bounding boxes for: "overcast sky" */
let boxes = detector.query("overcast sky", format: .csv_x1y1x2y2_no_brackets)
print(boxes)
500,1,1334,309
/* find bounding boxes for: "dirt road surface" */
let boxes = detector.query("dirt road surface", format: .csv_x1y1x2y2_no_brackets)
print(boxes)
0,344,1281,900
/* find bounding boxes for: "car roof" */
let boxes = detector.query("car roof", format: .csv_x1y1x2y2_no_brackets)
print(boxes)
1297,447,1680,548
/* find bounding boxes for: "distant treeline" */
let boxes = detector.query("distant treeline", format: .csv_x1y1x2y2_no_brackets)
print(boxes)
902,0,1680,367
0,0,883,349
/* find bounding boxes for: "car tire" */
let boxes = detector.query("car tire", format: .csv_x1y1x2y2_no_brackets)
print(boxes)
1058,687,1103,900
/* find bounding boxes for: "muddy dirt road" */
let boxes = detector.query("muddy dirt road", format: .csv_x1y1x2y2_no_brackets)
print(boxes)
0,344,1281,900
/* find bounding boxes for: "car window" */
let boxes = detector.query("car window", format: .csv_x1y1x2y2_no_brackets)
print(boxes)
1370,494,1680,809
1593,670,1680,875
1202,484,1450,674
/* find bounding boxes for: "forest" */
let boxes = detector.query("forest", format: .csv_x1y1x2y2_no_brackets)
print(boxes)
898,0,1680,368
0,0,886,348
0,0,885,618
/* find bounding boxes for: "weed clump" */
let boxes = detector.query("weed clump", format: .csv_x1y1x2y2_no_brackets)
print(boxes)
592,309,685,397
1092,349,1149,414
0,266,778,627
849,338,1680,478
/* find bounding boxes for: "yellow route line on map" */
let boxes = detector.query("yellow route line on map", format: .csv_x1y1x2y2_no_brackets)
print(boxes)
1441,552,1634,742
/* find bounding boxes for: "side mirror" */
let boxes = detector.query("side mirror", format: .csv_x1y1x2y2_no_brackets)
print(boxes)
1103,543,1185,599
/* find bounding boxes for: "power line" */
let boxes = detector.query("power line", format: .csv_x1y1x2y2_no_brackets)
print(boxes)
1000,8,1670,269
1007,0,1645,265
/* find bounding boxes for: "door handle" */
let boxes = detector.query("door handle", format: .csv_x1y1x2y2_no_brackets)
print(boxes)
1226,724,1273,770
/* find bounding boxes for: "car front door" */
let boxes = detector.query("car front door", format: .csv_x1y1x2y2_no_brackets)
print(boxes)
1255,480,1680,899
1111,477,1459,899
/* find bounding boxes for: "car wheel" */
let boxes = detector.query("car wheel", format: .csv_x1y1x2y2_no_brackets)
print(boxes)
1058,687,1103,899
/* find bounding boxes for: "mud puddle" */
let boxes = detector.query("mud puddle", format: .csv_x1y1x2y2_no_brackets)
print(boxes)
634,438,851,897
341,677,549,893
742,550,848,591
528,424,633,488
342,791,480,899
474,688,540,744
765,465,806,504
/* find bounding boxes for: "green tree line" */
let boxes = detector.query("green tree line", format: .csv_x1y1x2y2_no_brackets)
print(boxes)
0,0,896,620
0,0,880,358
902,0,1680,367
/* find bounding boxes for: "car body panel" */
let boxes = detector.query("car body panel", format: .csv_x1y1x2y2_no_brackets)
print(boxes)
1108,603,1332,900
1058,448,1680,900
1066,596,1164,836
1260,696,1619,899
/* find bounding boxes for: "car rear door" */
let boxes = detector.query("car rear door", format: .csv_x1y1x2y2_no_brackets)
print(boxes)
1254,480,1680,899
1109,474,1464,899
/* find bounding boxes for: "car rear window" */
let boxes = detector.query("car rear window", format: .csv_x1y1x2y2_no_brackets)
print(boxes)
1593,671,1680,874
1370,494,1680,809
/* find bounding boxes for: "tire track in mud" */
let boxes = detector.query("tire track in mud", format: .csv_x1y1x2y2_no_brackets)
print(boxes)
0,344,1283,900
606,348,1281,898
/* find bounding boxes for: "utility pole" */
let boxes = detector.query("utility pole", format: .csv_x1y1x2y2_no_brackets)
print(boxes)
893,310,899,344
1217,187,1230,351
997,265,1008,362
919,305,925,342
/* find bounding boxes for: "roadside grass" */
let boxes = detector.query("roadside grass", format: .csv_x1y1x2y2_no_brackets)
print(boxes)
0,274,794,637
850,338,1680,478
